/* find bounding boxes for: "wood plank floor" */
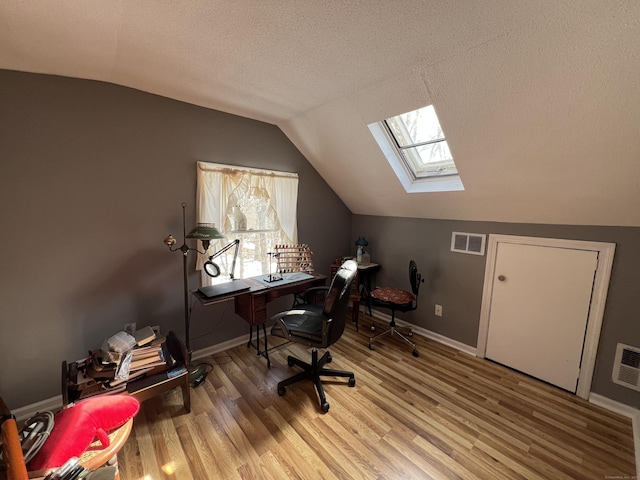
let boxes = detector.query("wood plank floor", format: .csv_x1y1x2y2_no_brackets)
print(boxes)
118,312,636,479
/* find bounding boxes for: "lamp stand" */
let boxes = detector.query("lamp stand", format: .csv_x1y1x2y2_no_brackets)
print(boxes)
181,248,191,353
181,251,208,387
164,202,232,387
166,203,199,355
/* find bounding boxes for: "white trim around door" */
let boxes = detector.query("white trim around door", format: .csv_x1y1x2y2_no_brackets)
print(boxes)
477,234,616,399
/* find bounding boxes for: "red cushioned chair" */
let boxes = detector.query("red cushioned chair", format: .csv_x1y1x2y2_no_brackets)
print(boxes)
369,260,423,357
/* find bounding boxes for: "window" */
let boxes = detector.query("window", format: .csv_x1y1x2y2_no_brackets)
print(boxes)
368,105,464,193
194,162,299,284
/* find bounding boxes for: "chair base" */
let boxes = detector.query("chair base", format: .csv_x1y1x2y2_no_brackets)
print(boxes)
369,320,419,357
277,349,355,413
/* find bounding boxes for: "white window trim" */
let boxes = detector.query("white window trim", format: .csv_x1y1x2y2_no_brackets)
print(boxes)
368,121,464,193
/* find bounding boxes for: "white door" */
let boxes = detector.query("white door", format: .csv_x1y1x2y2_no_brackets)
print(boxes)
485,242,598,392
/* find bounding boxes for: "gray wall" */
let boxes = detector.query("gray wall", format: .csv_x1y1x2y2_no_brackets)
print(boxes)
353,215,640,408
3,68,637,411
0,70,352,409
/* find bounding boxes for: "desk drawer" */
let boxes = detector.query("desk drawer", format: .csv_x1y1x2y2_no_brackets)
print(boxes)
252,294,267,324
234,293,268,325
253,295,267,309
253,308,267,324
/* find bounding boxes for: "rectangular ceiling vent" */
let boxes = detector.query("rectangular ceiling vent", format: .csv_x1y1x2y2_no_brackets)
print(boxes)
451,232,486,256
612,343,640,391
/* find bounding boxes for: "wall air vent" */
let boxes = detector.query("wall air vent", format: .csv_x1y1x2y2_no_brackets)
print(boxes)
451,232,486,256
612,343,640,391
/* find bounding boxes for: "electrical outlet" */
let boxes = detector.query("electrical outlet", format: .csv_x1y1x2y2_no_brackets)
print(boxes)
435,304,443,317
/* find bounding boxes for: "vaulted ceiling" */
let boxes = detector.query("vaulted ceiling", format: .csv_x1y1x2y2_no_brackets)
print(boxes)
2,1,639,226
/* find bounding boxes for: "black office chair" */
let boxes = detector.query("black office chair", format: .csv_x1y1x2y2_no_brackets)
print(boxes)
271,260,358,413
369,260,423,357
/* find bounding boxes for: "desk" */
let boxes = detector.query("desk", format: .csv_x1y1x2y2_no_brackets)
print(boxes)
357,263,381,315
191,273,327,366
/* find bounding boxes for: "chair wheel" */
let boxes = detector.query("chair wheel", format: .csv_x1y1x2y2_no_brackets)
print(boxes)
326,353,332,363
370,325,376,331
369,343,375,350
412,350,419,357
348,377,356,387
278,386,286,396
287,357,294,367
321,402,330,413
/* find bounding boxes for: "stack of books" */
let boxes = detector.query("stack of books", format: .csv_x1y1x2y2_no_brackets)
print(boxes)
130,343,166,370
107,340,171,388
133,326,157,347
70,330,182,400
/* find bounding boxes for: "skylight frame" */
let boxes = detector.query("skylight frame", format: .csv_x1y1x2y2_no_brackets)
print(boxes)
368,105,464,193
382,119,457,179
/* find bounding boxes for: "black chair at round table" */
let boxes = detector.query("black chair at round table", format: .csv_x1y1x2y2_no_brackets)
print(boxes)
368,260,423,357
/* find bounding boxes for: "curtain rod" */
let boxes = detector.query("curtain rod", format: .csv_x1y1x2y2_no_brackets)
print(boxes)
197,161,298,179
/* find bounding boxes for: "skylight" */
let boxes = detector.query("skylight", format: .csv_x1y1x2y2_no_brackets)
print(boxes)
368,105,464,193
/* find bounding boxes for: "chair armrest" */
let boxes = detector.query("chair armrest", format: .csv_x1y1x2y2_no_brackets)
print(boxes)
293,286,329,307
271,307,326,323
301,286,329,293
271,308,327,341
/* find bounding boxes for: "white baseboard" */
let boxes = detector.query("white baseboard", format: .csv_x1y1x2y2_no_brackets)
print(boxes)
367,308,477,356
636,413,640,479
13,395,64,422
191,333,251,361
589,392,640,418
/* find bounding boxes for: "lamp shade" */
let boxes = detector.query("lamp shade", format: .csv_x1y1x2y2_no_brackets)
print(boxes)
186,223,225,241
355,236,368,246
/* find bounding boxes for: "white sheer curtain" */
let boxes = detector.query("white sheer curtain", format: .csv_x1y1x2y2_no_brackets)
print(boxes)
194,161,299,283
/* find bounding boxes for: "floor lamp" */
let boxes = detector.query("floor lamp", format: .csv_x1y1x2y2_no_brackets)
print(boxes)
164,203,243,385
163,202,225,355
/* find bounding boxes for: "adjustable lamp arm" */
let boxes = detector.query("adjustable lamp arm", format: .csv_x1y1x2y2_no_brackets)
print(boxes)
204,239,241,279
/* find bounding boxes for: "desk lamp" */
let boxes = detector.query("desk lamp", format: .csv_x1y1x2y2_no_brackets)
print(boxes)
164,203,240,385
355,236,368,264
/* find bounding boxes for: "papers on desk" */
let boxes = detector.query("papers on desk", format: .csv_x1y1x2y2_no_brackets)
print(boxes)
254,272,314,286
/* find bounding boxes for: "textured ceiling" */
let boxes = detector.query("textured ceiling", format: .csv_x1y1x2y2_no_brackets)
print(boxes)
2,1,640,225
